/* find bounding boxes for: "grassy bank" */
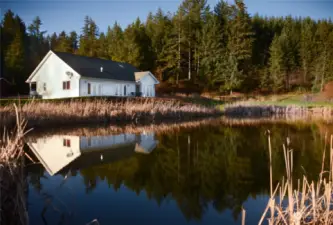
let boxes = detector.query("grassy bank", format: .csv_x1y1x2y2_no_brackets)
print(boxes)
0,98,222,129
219,93,333,120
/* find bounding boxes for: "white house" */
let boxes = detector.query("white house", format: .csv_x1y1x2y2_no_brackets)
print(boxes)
25,50,159,99
26,132,158,176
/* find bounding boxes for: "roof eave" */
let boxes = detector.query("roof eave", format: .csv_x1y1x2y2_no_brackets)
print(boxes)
26,50,54,83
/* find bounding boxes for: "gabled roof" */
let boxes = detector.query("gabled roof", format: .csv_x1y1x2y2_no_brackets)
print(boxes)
54,51,140,82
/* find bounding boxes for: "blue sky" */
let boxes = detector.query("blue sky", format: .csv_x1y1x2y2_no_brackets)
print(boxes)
2,0,333,35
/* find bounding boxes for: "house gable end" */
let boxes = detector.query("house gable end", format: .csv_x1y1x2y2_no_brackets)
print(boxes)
26,50,81,83
135,71,159,84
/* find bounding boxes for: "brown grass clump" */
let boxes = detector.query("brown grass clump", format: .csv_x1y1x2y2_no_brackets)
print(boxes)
0,105,30,225
258,132,333,225
0,98,221,129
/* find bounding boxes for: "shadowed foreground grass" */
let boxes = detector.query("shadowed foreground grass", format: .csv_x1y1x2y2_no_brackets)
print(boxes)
0,98,222,129
0,106,29,225
251,132,333,225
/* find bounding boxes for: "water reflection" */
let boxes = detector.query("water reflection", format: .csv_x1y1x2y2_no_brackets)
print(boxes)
26,132,158,176
25,122,330,225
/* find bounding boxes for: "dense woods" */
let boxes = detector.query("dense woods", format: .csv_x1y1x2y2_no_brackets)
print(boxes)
1,0,333,96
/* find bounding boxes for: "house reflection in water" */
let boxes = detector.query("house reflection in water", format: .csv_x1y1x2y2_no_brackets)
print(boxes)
26,132,158,176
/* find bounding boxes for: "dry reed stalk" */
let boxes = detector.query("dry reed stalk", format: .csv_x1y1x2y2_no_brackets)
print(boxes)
259,132,333,225
0,98,221,129
0,104,30,225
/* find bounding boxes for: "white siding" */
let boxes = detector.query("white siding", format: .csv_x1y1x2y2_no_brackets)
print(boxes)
30,53,80,99
80,134,137,151
27,132,158,176
136,133,158,153
79,77,136,97
139,74,157,97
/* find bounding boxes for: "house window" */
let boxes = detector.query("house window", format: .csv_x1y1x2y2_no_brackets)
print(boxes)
63,139,71,147
31,82,37,91
43,83,47,91
63,81,70,90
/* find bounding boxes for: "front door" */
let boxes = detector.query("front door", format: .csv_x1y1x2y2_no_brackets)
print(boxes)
87,83,91,95
136,84,140,96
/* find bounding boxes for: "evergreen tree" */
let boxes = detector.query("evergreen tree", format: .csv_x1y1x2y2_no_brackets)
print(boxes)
268,35,284,92
123,18,154,70
199,13,225,89
28,16,48,67
97,32,108,59
49,32,58,50
179,0,208,81
2,12,28,95
214,0,233,49
300,18,316,86
78,16,99,57
313,21,333,91
279,17,300,90
161,12,182,83
227,0,253,89
145,9,172,80
54,31,71,53
69,31,78,53
106,22,125,61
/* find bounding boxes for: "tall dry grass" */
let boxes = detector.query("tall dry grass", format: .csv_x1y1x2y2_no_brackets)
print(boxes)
0,98,221,129
259,132,333,225
0,105,30,225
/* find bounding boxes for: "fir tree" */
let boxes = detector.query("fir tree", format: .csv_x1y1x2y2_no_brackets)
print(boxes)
54,31,71,53
269,35,284,92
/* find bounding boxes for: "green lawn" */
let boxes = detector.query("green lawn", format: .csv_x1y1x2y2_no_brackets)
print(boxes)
218,93,333,110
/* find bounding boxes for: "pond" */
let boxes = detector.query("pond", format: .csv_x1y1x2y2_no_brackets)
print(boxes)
25,120,330,225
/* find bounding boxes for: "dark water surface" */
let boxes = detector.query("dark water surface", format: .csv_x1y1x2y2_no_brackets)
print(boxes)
25,121,330,225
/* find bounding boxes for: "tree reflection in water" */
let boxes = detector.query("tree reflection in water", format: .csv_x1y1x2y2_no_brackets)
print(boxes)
26,122,329,223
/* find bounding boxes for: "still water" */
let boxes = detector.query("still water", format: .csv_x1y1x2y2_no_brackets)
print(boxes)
25,121,330,225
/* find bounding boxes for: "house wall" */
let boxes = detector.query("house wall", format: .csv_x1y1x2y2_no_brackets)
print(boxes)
27,135,81,175
30,52,80,99
135,133,158,153
139,74,157,97
79,77,136,97
79,134,137,151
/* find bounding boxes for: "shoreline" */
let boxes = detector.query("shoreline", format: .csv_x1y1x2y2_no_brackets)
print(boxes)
223,103,333,121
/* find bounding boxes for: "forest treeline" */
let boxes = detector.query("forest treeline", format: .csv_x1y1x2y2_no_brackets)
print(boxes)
1,0,333,96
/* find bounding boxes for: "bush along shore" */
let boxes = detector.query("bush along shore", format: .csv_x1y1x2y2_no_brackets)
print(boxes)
0,107,29,225
0,98,222,129
224,103,333,120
